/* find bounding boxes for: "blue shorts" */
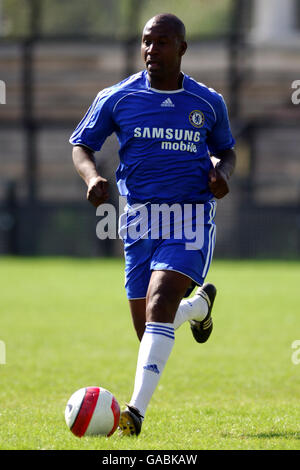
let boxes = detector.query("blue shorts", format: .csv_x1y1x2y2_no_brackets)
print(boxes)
120,200,216,299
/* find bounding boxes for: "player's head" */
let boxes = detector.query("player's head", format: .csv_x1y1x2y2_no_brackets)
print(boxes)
141,14,187,83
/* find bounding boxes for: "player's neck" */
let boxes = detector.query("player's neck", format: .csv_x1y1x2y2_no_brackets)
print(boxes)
148,71,184,91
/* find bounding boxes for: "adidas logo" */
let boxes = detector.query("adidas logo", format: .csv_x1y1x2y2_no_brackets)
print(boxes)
143,363,160,374
161,98,175,108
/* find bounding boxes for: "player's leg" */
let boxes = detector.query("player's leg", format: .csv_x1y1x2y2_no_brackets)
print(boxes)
122,232,153,341
120,270,191,434
129,298,146,341
119,270,191,435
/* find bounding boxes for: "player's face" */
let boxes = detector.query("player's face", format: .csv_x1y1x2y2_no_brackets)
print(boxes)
141,21,186,83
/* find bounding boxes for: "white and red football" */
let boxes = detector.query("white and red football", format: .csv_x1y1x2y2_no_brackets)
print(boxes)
65,386,120,437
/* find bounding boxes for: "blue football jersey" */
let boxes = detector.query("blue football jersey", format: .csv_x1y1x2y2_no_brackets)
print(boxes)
70,70,235,204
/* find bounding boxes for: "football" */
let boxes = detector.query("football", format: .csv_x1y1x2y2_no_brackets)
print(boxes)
65,386,120,437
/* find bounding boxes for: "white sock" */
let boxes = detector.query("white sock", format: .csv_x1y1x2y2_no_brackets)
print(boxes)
173,293,208,330
129,322,175,418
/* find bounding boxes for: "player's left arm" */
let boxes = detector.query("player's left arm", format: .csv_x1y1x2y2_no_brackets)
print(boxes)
208,148,236,199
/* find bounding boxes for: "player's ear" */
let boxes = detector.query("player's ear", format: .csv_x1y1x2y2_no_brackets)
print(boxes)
180,40,187,57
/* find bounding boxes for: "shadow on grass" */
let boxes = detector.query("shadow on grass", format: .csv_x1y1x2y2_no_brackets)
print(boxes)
247,431,300,440
222,431,300,440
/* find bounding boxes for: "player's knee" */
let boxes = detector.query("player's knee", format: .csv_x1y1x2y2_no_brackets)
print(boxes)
145,291,174,323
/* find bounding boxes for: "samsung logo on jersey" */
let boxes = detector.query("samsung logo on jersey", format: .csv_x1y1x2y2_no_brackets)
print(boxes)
134,127,200,154
134,127,200,142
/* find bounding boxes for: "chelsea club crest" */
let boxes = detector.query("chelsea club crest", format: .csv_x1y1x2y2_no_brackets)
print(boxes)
189,110,205,128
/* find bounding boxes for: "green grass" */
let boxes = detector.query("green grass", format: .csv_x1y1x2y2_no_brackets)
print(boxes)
0,257,299,450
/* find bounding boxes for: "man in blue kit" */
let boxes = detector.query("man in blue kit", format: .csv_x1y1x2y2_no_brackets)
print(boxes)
70,13,236,436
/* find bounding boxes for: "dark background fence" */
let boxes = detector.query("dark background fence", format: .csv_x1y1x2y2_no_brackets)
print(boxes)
0,0,299,258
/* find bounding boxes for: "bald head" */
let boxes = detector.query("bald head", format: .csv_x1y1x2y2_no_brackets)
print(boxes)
143,14,186,42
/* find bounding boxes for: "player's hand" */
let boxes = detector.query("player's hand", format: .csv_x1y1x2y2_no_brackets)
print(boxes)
87,176,109,207
208,167,229,199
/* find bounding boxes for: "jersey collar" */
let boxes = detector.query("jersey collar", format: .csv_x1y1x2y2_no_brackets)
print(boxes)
145,71,185,94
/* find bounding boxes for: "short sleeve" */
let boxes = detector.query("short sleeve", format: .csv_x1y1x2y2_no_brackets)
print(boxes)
69,90,116,152
206,94,235,154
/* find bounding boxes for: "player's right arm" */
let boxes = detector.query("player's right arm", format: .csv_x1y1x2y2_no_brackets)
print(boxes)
72,145,109,208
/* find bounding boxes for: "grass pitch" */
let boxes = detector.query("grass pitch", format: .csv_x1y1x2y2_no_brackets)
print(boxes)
0,257,299,450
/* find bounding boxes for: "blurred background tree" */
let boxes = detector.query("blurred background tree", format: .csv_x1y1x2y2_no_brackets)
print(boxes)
2,0,232,38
